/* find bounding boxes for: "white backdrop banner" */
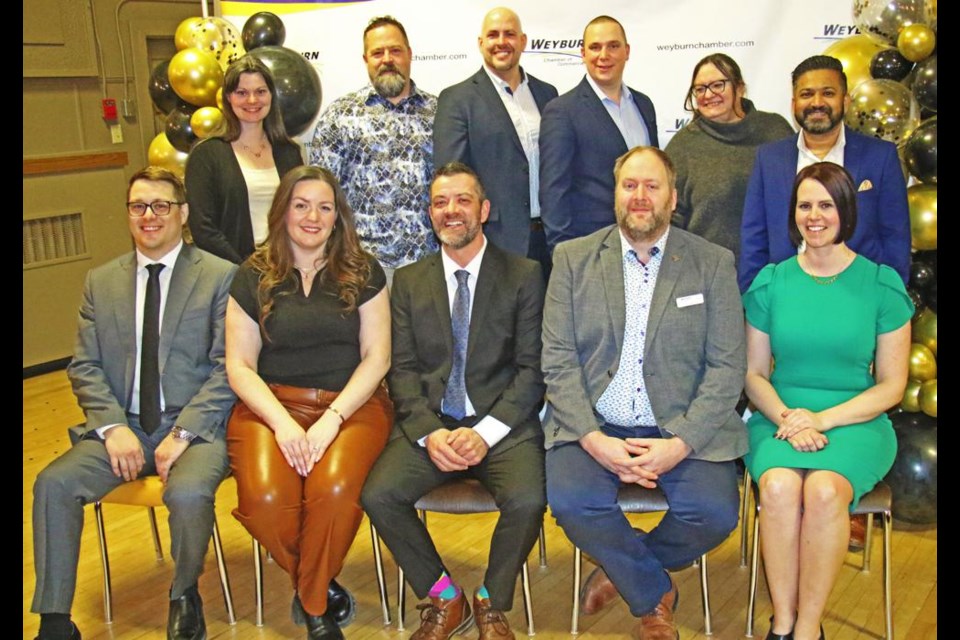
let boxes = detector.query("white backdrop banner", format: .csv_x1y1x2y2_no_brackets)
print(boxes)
220,0,858,144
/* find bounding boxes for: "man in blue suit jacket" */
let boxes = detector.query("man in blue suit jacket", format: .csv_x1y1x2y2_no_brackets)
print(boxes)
539,15,658,251
434,7,558,271
739,55,910,291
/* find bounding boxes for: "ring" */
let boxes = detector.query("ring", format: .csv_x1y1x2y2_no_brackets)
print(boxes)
311,445,321,452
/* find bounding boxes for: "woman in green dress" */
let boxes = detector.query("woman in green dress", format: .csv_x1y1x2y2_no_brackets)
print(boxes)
743,162,912,640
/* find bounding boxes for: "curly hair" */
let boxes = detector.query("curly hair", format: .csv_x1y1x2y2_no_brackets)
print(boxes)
246,166,372,338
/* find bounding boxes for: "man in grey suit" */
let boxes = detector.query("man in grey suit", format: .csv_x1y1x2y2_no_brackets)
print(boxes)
542,147,747,640
362,162,545,640
31,167,236,640
434,7,557,273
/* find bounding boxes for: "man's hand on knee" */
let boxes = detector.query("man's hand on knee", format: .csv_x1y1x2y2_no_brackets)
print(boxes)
103,425,145,481
447,427,489,466
625,437,692,477
426,428,471,472
154,434,191,483
580,431,658,485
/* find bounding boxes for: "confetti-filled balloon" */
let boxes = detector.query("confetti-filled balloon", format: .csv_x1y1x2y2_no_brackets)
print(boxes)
174,17,204,51
845,78,920,144
853,0,927,45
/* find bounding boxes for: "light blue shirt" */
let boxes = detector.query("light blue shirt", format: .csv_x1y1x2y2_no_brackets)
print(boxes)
585,74,650,149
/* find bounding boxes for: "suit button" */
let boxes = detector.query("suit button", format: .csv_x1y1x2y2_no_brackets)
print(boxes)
607,370,614,377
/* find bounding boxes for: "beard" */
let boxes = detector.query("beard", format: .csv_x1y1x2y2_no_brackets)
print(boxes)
617,204,670,244
797,104,844,135
372,64,407,98
434,217,481,250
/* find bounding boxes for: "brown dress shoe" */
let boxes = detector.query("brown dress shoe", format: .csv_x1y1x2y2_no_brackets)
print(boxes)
473,589,515,640
848,515,867,551
411,591,474,640
580,567,621,615
632,578,679,640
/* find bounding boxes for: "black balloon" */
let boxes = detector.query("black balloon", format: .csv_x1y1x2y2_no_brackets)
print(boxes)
242,12,286,50
902,117,937,183
165,104,198,153
248,46,322,136
885,421,937,525
149,60,186,115
909,260,936,291
912,54,937,112
870,48,914,81
925,280,936,312
906,287,925,321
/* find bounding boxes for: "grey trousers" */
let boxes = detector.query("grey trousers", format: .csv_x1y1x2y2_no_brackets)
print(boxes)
31,420,229,614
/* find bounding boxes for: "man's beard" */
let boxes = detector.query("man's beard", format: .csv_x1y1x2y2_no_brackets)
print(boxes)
373,64,407,98
798,105,843,135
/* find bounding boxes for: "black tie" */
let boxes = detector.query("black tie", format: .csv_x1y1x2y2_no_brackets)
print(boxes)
140,263,165,434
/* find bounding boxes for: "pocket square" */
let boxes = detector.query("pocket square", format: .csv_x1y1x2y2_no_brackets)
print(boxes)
858,179,874,192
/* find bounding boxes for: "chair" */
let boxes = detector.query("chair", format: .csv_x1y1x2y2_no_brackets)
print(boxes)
743,471,893,638
94,475,236,625
369,478,546,636
569,484,713,636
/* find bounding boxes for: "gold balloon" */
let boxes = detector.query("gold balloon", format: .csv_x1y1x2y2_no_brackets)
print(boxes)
168,47,224,107
216,87,224,111
908,343,937,382
823,34,887,92
919,379,937,417
174,17,204,51
907,184,937,250
148,132,188,178
913,308,937,356
901,378,922,412
190,107,224,139
897,24,936,62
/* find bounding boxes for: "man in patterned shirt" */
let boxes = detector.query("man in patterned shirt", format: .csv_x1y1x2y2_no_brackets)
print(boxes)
311,15,438,281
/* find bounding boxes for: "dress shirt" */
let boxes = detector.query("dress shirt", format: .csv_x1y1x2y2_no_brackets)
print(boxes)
97,241,183,437
482,65,543,218
796,124,846,171
310,82,439,269
585,75,651,149
595,228,669,427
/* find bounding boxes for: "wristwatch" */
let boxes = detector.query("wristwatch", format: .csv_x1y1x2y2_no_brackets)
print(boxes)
171,426,198,442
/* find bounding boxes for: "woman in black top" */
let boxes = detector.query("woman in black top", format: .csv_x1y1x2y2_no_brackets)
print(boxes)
225,166,392,640
186,55,303,263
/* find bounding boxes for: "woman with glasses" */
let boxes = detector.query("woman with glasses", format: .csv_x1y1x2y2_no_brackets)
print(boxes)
186,55,303,264
665,53,792,259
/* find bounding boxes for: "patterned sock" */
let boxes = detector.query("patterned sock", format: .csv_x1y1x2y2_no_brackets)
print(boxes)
476,584,490,600
428,571,460,600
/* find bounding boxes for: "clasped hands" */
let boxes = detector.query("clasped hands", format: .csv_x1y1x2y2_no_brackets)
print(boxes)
775,407,829,452
580,431,691,488
274,410,342,476
103,425,189,483
426,427,489,472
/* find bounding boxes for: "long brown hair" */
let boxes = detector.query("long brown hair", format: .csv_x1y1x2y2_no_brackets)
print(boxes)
217,55,293,146
247,166,372,336
683,52,746,119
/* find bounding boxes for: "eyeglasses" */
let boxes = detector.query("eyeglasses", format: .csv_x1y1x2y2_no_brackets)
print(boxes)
127,201,183,217
691,79,730,98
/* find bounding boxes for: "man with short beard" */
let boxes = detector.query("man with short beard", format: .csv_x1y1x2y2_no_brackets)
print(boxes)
311,15,438,285
542,147,746,640
363,162,546,640
738,55,910,291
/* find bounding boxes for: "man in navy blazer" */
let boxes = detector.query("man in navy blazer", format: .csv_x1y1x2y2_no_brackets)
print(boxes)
739,55,911,291
539,15,658,251
434,7,558,272
31,168,236,640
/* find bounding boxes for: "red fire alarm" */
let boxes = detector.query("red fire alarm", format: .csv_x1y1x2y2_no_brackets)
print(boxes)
102,99,118,121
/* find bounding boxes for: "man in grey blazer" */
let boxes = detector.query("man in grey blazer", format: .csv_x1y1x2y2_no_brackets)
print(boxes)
434,7,557,273
542,147,747,640
31,168,236,640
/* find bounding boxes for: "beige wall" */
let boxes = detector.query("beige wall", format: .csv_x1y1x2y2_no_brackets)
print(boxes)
23,0,199,368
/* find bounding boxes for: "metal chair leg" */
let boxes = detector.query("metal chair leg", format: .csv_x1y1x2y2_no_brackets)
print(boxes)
253,539,264,627
882,510,894,640
699,553,712,635
862,513,874,572
745,503,761,638
94,502,114,623
521,561,535,636
211,519,236,624
570,546,582,635
397,564,407,631
370,523,392,626
538,525,547,569
739,470,752,567
147,506,163,561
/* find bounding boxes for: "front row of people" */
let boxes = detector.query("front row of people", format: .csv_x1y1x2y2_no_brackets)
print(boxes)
32,149,911,640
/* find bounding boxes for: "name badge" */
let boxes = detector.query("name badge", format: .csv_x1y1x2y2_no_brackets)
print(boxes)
676,293,704,308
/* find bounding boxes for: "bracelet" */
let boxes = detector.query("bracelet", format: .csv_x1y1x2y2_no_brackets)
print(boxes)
326,406,345,424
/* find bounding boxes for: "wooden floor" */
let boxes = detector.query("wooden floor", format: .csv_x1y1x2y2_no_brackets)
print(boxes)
23,371,937,639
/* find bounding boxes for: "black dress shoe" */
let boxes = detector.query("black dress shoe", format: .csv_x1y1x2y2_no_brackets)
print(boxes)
765,616,793,639
167,587,206,640
35,621,81,640
306,610,345,640
327,579,357,627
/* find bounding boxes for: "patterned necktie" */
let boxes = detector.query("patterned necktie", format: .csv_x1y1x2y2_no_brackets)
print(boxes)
443,269,470,420
140,263,165,434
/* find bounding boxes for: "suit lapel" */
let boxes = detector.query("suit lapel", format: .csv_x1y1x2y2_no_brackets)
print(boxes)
159,245,201,372
114,254,138,406
842,127,865,182
466,243,502,361
473,68,526,157
777,135,802,204
578,78,628,154
599,229,625,357
427,254,455,357
645,230,686,347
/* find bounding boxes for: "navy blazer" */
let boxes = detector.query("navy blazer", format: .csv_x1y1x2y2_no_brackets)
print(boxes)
739,127,911,291
434,68,558,257
539,76,658,250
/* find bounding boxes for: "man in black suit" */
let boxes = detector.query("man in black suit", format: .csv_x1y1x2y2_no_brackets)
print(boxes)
539,15,658,251
362,162,545,640
434,7,557,273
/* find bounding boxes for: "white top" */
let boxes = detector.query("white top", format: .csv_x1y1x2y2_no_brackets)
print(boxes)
241,165,282,245
797,124,847,171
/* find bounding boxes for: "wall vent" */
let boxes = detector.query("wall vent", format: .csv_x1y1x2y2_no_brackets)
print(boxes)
23,212,88,268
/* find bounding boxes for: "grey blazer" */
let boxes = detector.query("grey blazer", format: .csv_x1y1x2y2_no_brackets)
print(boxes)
541,225,748,462
67,243,237,442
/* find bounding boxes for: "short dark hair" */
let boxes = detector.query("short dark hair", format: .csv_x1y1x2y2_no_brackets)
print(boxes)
219,55,293,145
127,166,185,203
583,15,627,45
684,53,746,116
792,55,847,94
432,161,486,202
364,15,410,48
613,146,677,189
787,162,858,247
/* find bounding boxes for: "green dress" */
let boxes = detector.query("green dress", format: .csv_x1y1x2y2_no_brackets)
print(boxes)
743,255,913,508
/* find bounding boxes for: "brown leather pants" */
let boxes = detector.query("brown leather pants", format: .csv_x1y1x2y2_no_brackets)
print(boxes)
227,383,393,615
